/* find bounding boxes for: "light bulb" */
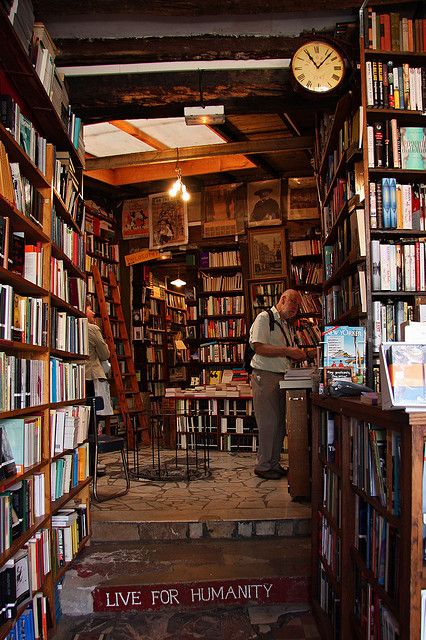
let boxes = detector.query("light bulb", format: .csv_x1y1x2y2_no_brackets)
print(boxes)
182,190,190,202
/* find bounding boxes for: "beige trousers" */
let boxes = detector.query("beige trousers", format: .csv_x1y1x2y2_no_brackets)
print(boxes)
251,369,286,472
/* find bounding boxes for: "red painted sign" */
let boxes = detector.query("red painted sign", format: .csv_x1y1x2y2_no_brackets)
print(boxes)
92,576,309,612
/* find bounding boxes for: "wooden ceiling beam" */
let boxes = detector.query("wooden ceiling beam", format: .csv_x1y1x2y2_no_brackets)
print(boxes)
85,154,257,186
108,120,169,150
85,136,314,171
33,0,363,16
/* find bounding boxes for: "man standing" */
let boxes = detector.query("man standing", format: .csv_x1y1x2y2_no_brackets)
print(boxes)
250,289,306,480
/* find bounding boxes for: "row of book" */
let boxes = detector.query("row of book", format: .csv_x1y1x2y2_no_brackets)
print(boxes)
176,432,217,451
86,236,119,262
0,355,44,412
289,238,321,257
51,504,88,571
0,285,47,346
373,299,414,350
85,258,118,283
51,210,85,272
366,61,425,111
322,467,341,527
174,397,254,416
323,269,366,323
355,494,399,598
166,291,186,310
199,342,244,364
371,239,426,291
50,309,88,355
319,411,340,465
220,416,257,434
366,8,426,53
0,415,42,475
1,539,50,626
50,404,90,456
351,422,387,506
176,415,216,434
200,272,243,292
319,513,341,580
370,180,426,230
299,292,322,314
53,151,84,225
0,476,45,552
199,250,241,268
367,123,426,171
354,568,399,639
3,231,44,288
50,257,86,311
0,147,44,227
320,106,363,181
200,318,245,339
199,295,244,316
146,362,166,381
49,358,85,404
50,443,89,501
294,318,322,347
291,262,323,286
0,96,47,175
220,434,257,453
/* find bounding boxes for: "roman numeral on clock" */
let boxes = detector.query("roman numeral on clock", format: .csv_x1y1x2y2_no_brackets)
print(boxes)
298,74,305,82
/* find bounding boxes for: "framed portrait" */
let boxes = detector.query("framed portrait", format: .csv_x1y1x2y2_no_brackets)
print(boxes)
287,177,319,221
324,366,353,386
248,228,287,279
247,179,282,227
148,192,188,250
202,183,246,238
122,197,149,239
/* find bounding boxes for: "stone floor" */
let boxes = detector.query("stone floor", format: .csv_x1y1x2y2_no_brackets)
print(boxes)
54,604,321,639
91,449,311,525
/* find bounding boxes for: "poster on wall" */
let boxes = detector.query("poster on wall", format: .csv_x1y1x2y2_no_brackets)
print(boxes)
202,183,246,238
287,177,319,220
247,179,282,227
121,197,149,239
149,192,188,250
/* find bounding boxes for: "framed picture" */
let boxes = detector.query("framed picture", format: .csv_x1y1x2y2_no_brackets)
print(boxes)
248,228,287,279
122,197,149,239
149,192,188,250
247,179,282,227
324,366,353,386
287,177,319,221
202,183,246,238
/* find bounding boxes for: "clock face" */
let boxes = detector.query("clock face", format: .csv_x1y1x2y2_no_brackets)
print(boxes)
291,41,345,93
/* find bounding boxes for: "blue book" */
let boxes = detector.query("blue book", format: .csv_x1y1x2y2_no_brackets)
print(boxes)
389,178,397,228
0,419,25,473
382,178,391,228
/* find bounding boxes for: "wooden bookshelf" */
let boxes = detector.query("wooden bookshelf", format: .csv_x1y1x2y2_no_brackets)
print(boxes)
311,394,426,639
0,10,91,637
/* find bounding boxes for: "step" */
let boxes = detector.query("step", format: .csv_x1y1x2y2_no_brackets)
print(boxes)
60,537,311,617
91,513,311,542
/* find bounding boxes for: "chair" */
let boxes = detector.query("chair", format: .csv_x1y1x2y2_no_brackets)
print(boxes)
88,396,130,502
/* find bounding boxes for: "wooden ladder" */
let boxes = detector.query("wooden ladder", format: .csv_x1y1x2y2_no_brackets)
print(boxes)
92,264,149,449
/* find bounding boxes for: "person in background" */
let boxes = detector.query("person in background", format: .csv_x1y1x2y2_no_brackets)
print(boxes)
85,303,112,477
249,289,306,480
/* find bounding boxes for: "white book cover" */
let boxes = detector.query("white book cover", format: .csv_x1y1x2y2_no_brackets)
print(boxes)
365,61,374,106
54,410,66,453
367,126,375,167
409,67,416,110
420,242,426,292
373,301,382,351
379,243,391,290
416,67,423,113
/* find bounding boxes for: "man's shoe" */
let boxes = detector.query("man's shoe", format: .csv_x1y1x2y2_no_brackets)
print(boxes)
254,469,282,480
275,465,288,477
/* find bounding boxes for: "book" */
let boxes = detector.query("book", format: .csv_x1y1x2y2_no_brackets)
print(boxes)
386,343,426,406
323,326,366,384
400,127,426,170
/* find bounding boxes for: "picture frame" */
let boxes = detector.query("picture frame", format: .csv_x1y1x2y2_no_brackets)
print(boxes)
122,197,149,239
248,227,287,279
202,183,246,238
324,366,353,387
149,192,188,250
247,179,282,227
287,177,319,221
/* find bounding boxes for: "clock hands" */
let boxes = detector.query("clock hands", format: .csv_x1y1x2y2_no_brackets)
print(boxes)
304,49,319,69
317,50,333,69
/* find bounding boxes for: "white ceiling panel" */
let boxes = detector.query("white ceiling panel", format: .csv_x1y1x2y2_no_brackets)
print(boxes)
126,117,226,148
84,122,155,157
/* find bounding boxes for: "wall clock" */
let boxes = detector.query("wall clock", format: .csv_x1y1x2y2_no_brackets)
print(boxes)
290,40,347,94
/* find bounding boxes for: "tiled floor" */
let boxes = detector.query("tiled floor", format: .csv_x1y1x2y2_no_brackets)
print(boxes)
91,449,311,524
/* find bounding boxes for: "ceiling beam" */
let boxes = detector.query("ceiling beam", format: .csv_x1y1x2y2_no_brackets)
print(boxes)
85,136,314,171
85,154,257,186
108,120,169,150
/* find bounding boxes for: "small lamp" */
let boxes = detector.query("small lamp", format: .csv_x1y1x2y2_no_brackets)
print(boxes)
168,148,190,202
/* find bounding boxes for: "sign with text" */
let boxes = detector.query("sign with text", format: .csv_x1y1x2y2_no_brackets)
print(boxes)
124,249,163,267
93,577,308,612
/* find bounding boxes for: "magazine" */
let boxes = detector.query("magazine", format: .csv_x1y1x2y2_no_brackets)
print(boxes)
323,326,366,384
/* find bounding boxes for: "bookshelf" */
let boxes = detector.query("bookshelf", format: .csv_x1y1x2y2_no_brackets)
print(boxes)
168,393,257,453
359,0,426,389
311,394,426,640
0,10,91,638
198,248,246,384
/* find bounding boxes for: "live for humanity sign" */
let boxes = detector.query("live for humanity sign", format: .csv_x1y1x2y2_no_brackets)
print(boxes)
93,577,307,612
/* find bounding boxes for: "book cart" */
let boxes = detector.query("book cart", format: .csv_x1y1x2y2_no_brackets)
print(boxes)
0,8,91,637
